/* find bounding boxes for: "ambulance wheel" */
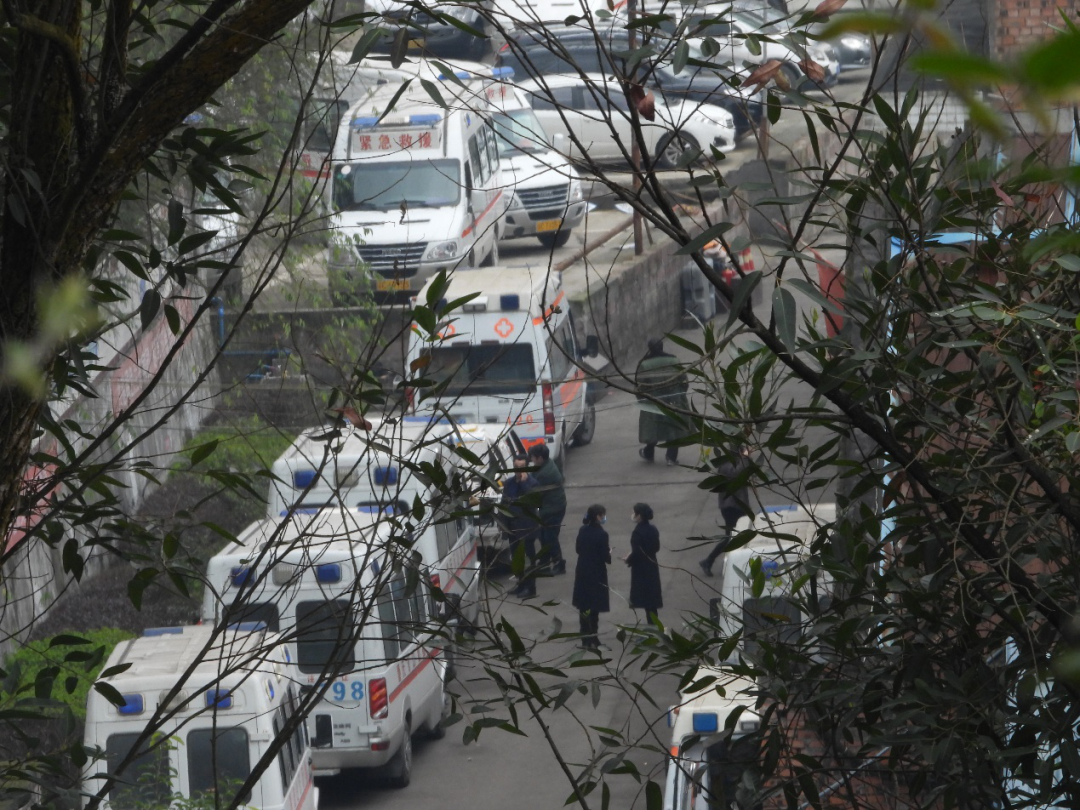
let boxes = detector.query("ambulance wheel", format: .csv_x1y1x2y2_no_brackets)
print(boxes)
572,404,596,446
386,721,413,788
538,229,572,249
428,693,450,740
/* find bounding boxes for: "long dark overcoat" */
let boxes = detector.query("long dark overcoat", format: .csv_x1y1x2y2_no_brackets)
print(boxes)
627,521,662,612
636,353,690,445
572,522,610,613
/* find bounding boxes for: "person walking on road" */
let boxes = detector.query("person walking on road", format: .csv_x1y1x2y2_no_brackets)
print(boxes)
573,504,611,649
625,502,662,626
635,338,690,466
500,454,539,598
700,445,754,577
528,443,567,574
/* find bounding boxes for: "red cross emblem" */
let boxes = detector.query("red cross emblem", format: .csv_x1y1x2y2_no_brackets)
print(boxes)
494,318,514,338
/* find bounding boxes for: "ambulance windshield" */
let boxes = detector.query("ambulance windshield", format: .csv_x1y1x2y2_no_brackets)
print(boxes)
333,158,460,211
423,344,536,396
492,108,550,155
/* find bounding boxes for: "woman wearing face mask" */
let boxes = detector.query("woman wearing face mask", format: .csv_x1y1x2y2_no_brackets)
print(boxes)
572,504,611,650
625,503,662,626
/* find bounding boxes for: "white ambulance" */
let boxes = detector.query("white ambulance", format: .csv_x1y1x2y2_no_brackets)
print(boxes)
664,669,763,809
406,267,600,466
328,77,510,303
264,416,499,628
83,624,317,810
487,80,588,249
711,503,836,659
200,509,448,784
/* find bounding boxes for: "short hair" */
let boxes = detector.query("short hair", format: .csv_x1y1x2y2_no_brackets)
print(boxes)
527,443,550,461
512,453,529,464
633,502,654,521
583,503,606,524
648,338,664,354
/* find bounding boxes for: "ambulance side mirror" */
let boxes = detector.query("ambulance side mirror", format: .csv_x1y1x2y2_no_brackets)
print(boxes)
584,334,599,358
552,132,567,154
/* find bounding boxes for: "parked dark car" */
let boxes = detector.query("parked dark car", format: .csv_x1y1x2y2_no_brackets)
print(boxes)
497,22,765,137
366,0,493,59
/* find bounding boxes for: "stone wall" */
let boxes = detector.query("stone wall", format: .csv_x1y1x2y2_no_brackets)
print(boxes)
0,298,220,661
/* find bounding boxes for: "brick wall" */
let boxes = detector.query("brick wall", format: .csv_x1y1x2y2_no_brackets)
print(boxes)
993,0,1075,55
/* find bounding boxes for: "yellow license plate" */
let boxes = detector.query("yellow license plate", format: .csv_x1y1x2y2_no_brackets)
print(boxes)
376,279,411,292
536,219,563,233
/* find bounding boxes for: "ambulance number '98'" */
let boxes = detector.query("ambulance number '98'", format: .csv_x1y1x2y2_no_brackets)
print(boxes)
329,681,364,702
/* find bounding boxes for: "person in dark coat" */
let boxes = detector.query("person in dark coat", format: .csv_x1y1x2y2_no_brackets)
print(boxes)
572,504,610,649
528,443,567,574
625,502,662,625
500,454,540,598
636,338,690,466
700,446,754,576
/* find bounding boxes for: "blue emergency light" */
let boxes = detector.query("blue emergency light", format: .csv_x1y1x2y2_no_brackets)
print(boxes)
206,689,232,710
692,712,720,733
316,563,343,584
118,694,145,715
374,466,398,486
490,67,515,78
410,113,441,125
500,294,520,310
230,566,253,587
293,469,317,489
437,69,472,80
352,115,381,128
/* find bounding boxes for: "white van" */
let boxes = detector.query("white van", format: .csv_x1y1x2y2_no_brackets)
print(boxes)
406,267,600,467
711,503,836,657
327,78,510,303
486,80,587,249
664,669,762,810
83,625,317,810
200,509,448,784
265,416,485,628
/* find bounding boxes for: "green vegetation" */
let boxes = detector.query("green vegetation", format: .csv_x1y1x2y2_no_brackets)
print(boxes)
3,628,135,719
174,416,296,496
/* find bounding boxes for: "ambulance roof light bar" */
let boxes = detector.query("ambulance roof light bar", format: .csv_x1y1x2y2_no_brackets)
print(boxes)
351,113,442,129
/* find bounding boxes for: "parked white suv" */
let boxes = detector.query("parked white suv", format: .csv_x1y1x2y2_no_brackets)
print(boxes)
519,74,737,169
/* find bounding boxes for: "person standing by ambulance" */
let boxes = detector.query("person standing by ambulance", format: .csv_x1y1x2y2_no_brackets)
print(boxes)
528,443,567,575
501,454,540,598
635,338,690,466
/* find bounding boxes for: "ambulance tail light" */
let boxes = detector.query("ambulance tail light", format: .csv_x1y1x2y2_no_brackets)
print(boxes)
430,573,442,593
542,384,556,435
369,678,388,719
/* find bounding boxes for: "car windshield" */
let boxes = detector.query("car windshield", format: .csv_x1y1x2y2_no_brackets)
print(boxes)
332,158,460,211
422,344,537,397
492,108,550,155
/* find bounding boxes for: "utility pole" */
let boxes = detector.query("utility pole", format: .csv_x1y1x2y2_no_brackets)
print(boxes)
627,0,644,254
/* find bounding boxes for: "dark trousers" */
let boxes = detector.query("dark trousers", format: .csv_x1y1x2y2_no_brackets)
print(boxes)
509,530,537,594
642,442,678,462
579,609,600,648
705,507,745,567
538,511,565,565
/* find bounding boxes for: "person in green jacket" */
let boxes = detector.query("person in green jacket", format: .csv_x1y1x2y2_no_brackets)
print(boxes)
527,443,567,575
635,338,690,466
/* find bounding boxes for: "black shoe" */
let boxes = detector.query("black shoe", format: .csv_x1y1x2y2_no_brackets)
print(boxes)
666,458,677,467
519,588,537,600
638,448,654,463
699,560,712,577
552,560,567,575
